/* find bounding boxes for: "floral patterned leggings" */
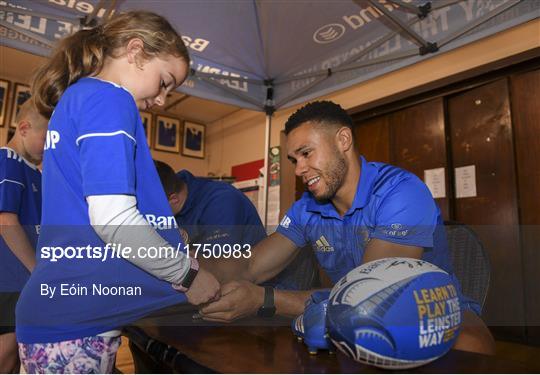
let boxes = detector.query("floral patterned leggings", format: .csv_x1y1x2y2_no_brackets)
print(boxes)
18,335,121,374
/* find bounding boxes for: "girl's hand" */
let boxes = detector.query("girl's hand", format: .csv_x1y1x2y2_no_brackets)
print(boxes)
185,268,221,305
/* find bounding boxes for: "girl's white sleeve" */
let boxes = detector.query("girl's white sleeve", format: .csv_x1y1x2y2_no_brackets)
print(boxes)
86,194,190,284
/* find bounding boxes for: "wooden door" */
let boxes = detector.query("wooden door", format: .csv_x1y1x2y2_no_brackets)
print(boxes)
353,115,391,164
389,98,450,220
448,79,525,340
509,69,540,344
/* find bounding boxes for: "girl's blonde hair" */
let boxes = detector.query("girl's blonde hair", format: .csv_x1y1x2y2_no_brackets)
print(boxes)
32,11,190,117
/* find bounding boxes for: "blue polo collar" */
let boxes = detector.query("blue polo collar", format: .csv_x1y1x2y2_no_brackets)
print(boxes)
305,156,378,219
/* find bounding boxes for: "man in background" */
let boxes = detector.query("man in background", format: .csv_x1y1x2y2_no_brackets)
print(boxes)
154,160,318,291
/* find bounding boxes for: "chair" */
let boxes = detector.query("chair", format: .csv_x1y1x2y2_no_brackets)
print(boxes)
444,220,491,311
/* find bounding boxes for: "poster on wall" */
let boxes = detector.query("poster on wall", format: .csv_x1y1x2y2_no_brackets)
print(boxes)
182,121,205,159
269,146,280,186
424,167,446,199
455,165,477,198
10,83,31,128
154,115,181,153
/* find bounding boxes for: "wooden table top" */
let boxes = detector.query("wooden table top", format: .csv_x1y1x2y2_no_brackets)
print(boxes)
132,304,538,373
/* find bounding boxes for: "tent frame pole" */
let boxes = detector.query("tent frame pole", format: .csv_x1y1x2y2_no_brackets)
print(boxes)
437,0,521,48
365,0,435,53
261,84,275,228
261,112,272,228
386,0,432,19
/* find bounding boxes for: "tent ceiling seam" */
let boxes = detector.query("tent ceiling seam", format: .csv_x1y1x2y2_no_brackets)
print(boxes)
253,0,270,79
430,0,463,11
437,0,522,48
274,48,416,87
192,70,264,85
333,49,418,74
275,74,329,109
275,16,420,85
197,75,264,109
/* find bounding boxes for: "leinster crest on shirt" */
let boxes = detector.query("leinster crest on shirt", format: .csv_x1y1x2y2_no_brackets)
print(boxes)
357,228,371,248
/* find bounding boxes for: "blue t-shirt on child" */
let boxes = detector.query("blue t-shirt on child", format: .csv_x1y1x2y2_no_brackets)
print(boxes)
16,78,187,343
0,147,41,292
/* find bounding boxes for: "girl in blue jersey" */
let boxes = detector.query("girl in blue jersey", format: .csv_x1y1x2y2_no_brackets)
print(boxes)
16,11,220,373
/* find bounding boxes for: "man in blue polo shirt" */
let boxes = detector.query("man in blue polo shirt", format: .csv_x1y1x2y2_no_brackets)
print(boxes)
154,160,317,289
200,100,495,354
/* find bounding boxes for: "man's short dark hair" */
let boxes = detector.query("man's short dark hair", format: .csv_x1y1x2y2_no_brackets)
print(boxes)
284,100,354,135
154,160,183,195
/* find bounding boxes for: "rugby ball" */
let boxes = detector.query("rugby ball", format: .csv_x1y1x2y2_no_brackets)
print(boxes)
327,258,462,369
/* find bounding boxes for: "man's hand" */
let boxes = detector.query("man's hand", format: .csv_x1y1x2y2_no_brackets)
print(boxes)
199,280,264,322
185,268,221,305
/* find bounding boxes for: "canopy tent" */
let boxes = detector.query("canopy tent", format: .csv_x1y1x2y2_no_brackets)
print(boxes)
1,0,538,222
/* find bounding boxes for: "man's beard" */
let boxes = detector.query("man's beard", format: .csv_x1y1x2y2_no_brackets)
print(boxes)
314,153,347,202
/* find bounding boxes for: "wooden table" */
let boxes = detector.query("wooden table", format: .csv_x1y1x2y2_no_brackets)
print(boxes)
127,304,538,373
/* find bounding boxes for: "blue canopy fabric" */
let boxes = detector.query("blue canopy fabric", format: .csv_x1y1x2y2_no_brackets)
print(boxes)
1,0,539,112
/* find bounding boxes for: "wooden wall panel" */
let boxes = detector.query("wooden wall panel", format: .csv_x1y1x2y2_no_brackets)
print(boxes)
448,79,525,340
353,115,391,164
509,69,540,344
389,98,450,220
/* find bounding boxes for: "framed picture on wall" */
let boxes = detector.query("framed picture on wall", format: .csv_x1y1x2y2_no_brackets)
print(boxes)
140,111,152,147
0,79,10,127
10,83,31,128
182,121,205,159
154,115,181,153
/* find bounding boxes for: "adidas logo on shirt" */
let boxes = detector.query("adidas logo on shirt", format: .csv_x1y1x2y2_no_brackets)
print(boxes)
5,148,22,162
315,236,334,252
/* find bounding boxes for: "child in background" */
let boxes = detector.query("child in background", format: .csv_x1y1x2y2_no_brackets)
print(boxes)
0,99,48,373
16,11,219,373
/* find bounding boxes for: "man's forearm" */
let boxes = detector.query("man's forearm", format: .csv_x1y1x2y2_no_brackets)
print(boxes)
199,257,249,283
275,289,314,317
246,232,300,284
0,222,36,272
